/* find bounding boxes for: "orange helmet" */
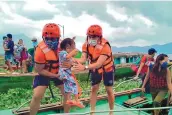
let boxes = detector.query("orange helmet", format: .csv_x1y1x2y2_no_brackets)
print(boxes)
87,25,102,37
42,23,61,39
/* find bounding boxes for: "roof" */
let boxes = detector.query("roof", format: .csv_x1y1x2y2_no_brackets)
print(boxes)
113,52,145,58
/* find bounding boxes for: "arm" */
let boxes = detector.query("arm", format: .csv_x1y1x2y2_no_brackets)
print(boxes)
86,55,108,70
166,68,172,95
4,48,10,51
66,49,78,59
4,42,10,51
74,43,87,64
35,63,59,78
74,52,87,64
136,62,144,77
85,43,111,69
141,68,150,88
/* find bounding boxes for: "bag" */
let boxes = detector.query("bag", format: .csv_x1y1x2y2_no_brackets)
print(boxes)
131,56,142,73
130,56,148,74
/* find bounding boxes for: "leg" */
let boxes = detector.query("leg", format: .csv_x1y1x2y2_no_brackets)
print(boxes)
30,86,47,115
103,71,114,115
54,78,71,113
105,86,114,115
90,72,102,115
6,54,13,72
22,60,27,73
90,84,100,115
30,75,50,115
153,90,168,115
74,94,79,102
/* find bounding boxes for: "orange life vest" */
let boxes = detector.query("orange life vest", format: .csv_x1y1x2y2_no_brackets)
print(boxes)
38,41,59,74
86,38,115,74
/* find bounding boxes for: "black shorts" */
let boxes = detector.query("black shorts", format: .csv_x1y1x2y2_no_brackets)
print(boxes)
90,71,114,86
33,75,64,89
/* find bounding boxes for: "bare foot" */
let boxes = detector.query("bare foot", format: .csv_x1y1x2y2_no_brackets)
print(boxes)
109,111,113,115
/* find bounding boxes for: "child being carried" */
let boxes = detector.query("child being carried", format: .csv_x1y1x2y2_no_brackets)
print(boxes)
59,38,84,108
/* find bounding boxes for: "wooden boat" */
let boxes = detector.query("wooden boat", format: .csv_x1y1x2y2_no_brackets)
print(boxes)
0,88,170,115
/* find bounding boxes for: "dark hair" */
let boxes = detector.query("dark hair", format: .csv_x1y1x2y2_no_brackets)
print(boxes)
3,36,7,40
60,38,75,50
7,34,12,39
162,54,168,57
148,48,157,55
152,54,167,77
18,39,23,44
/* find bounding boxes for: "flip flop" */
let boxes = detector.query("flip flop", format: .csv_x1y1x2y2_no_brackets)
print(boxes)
74,101,85,108
66,100,75,105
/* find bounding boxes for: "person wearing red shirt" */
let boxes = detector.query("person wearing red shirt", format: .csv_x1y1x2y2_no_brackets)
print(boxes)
134,48,157,93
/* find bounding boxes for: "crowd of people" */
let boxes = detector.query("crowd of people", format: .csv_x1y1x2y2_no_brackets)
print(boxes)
2,34,38,73
2,23,172,115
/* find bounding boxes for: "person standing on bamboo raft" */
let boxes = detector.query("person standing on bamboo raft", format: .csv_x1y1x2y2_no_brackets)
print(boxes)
73,24,115,115
29,23,72,115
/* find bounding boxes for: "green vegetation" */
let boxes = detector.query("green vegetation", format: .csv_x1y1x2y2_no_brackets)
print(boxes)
0,78,140,110
0,67,135,92
74,50,82,58
0,52,137,110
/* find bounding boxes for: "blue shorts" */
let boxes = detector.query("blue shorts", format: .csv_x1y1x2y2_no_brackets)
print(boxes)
33,75,64,89
90,71,114,86
5,54,13,62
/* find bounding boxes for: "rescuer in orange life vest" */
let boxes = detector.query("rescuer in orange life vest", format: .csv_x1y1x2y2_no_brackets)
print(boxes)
29,23,72,115
141,54,172,115
73,24,115,115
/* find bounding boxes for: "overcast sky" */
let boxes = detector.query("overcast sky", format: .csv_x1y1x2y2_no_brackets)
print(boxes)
1,0,172,50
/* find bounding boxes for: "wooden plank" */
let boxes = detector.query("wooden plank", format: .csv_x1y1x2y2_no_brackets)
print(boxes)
124,100,148,107
124,97,146,105
12,88,141,115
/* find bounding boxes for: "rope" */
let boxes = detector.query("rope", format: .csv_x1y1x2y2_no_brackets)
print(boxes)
114,79,137,89
15,99,31,111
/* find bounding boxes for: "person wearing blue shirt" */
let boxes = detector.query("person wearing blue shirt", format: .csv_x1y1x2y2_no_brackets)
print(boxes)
4,33,14,72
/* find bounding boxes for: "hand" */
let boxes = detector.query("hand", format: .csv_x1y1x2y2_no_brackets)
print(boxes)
141,87,145,92
59,76,67,81
54,73,60,78
72,58,79,64
71,49,78,57
61,61,73,68
133,76,139,80
73,62,86,71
